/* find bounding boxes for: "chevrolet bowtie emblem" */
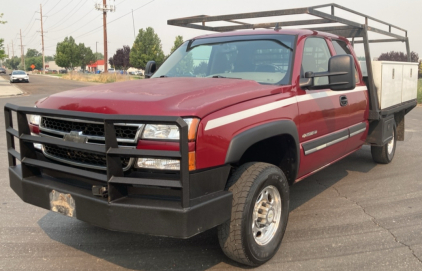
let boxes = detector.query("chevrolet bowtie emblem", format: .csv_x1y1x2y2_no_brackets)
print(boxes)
63,131,88,144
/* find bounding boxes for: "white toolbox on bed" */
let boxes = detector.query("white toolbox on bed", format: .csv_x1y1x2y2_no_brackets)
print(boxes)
359,61,418,109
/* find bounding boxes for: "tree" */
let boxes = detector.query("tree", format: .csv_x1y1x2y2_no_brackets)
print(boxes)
0,13,6,24
94,52,103,61
378,51,419,62
0,39,6,60
45,55,54,62
193,61,208,76
26,48,41,58
170,35,184,55
5,57,20,69
55,36,79,69
25,56,42,71
419,60,422,78
78,43,95,71
130,27,165,69
111,46,130,70
108,57,114,68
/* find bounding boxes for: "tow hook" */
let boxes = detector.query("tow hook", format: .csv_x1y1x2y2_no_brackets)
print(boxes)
92,185,108,198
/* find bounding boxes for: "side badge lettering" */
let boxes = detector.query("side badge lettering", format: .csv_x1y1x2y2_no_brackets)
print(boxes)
302,130,318,138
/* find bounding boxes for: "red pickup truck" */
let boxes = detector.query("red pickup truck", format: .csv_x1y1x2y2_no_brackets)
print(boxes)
5,4,418,266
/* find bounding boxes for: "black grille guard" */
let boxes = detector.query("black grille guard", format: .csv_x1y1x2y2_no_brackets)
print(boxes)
4,103,192,208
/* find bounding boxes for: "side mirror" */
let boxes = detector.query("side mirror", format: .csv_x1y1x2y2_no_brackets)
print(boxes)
328,55,356,91
145,61,156,79
303,55,356,91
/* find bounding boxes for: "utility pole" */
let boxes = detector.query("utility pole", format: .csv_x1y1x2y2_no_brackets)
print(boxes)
132,9,135,38
95,0,115,73
40,4,45,75
19,29,26,71
12,40,14,58
7,44,9,58
96,41,98,73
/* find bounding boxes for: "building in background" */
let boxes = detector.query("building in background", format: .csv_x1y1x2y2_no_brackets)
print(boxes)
87,59,105,73
45,61,62,71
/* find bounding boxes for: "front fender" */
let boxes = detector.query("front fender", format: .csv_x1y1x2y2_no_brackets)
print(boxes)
225,120,300,171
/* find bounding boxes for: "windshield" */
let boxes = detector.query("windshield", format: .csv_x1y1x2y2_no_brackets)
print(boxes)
153,35,295,85
12,71,26,75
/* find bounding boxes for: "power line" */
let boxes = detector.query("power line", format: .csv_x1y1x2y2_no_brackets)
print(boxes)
42,0,50,6
75,0,156,39
26,31,39,47
49,9,95,33
45,14,102,42
23,20,37,37
46,0,75,19
45,0,63,16
47,0,87,31
22,12,36,34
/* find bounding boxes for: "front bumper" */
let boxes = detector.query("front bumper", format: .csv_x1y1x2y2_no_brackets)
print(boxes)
5,104,232,238
9,165,232,238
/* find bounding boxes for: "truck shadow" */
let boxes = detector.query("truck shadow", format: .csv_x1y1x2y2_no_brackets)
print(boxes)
37,146,377,271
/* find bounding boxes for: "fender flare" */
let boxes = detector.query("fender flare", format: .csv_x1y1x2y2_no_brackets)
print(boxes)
225,120,300,176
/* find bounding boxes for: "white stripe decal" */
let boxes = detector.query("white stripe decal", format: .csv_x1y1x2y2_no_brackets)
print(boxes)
204,86,368,131
205,96,297,131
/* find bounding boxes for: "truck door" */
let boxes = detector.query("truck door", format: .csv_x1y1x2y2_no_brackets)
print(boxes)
297,37,351,177
330,39,368,154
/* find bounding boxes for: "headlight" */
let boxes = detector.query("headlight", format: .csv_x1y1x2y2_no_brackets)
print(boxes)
28,114,41,126
142,118,199,141
28,106,41,126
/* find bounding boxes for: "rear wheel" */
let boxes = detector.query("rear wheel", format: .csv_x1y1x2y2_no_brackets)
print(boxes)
218,162,289,266
371,123,396,164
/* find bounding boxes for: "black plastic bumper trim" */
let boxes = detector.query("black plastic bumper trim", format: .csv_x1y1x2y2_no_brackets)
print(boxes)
9,165,232,239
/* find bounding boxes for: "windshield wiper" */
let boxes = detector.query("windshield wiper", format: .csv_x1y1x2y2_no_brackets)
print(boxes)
159,75,168,78
212,75,241,79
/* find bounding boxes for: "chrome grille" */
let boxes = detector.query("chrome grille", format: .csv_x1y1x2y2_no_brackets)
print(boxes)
41,117,140,140
38,117,143,171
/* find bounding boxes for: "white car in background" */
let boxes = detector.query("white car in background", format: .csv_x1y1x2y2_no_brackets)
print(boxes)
10,70,29,83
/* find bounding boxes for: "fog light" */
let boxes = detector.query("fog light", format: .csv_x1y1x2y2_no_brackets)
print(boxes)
136,158,180,170
31,133,42,150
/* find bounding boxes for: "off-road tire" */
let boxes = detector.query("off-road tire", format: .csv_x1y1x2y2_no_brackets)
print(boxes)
217,162,289,266
371,123,397,164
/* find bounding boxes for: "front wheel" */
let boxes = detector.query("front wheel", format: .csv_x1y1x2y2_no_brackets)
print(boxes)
371,123,396,164
218,162,289,266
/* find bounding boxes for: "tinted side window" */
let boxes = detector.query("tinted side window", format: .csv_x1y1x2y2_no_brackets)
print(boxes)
332,40,351,55
302,38,331,86
332,40,360,83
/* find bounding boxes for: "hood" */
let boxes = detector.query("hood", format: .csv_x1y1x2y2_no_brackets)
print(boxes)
37,77,288,118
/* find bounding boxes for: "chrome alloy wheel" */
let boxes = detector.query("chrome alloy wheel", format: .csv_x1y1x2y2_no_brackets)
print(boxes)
252,185,282,246
387,129,395,154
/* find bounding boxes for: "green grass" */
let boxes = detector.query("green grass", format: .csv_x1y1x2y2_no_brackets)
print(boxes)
418,78,422,104
48,74,63,77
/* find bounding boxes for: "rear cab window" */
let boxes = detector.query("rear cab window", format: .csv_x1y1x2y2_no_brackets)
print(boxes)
332,40,360,84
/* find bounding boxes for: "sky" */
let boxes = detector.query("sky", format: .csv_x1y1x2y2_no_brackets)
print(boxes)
1,0,421,61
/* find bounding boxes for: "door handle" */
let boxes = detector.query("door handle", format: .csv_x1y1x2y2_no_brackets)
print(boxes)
340,95,348,107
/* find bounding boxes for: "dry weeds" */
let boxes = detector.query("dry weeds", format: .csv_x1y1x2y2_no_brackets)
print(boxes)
62,72,141,83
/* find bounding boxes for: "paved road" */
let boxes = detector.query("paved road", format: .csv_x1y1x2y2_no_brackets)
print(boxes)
0,87,422,270
0,73,97,96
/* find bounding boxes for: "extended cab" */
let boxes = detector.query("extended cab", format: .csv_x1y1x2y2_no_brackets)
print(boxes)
4,4,418,266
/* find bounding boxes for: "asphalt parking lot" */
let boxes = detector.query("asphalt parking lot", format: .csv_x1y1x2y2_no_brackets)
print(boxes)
0,79,421,270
